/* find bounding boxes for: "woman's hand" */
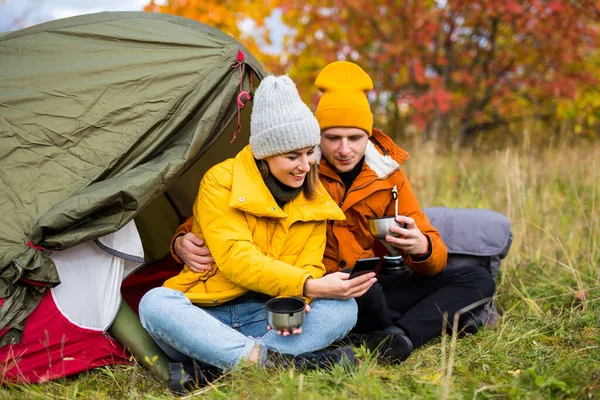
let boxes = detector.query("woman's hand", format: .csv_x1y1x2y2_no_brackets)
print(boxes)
303,272,376,300
267,304,311,336
174,233,215,272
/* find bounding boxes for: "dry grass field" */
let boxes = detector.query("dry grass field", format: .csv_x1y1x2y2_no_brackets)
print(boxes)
2,142,599,399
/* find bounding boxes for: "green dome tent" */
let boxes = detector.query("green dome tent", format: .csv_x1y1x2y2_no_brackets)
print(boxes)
0,11,264,383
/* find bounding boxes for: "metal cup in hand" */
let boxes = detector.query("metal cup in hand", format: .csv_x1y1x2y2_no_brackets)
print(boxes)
368,216,402,240
265,297,306,330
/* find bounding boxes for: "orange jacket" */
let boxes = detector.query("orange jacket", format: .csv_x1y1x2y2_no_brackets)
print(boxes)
319,128,447,276
171,129,447,276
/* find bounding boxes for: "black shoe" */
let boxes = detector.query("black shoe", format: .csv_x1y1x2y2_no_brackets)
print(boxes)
458,314,484,337
365,326,413,363
271,346,356,371
344,332,371,348
168,360,221,395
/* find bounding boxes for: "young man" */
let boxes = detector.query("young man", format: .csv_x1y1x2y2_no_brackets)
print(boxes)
171,62,495,362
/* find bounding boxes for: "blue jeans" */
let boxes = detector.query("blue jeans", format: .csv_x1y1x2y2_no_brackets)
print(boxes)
139,287,357,370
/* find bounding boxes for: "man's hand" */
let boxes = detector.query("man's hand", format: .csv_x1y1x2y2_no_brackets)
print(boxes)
174,233,214,272
267,304,311,336
386,215,429,256
303,272,376,300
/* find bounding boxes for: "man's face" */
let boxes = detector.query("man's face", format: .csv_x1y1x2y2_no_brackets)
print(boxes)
320,127,369,173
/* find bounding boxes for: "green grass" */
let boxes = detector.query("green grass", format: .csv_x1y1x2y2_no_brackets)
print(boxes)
2,143,599,399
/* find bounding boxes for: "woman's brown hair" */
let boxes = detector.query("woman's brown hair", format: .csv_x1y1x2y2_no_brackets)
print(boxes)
256,157,320,201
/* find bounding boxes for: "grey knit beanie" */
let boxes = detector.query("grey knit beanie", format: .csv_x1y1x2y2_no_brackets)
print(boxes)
249,75,321,160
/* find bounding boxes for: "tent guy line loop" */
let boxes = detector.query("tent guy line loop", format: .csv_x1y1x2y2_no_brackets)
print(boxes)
27,241,44,252
231,49,249,143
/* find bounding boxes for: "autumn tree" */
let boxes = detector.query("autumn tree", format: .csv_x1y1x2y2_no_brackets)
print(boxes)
147,0,600,145
279,0,600,145
556,43,600,141
144,0,283,72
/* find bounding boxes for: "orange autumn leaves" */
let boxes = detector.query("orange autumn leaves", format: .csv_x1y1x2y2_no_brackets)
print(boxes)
146,0,600,142
144,0,283,73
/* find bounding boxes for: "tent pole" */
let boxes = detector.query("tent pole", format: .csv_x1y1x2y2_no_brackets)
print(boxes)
108,300,171,383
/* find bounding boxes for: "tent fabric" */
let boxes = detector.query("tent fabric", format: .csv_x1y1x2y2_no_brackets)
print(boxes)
0,290,129,384
120,255,182,316
0,11,265,344
51,221,144,331
1,220,146,383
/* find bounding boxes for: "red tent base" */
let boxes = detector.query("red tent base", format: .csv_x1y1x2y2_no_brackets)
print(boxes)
0,291,130,384
121,255,181,316
0,255,181,384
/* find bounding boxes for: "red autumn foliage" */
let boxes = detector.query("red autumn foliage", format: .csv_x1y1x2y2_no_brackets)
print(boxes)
147,0,600,143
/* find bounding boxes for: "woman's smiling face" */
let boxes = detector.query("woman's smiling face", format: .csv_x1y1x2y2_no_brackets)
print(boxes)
265,146,317,188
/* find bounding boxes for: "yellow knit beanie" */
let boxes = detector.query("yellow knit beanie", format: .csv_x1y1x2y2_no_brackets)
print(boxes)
315,61,373,136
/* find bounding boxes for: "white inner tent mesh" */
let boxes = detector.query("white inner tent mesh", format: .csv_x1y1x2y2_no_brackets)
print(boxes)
49,221,144,331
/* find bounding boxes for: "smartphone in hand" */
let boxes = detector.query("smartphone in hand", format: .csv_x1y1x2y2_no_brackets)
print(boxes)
348,257,380,279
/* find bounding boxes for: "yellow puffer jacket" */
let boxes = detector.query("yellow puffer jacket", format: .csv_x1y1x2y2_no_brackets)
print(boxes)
164,145,345,305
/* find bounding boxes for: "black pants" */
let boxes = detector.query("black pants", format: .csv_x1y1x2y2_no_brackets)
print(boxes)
353,266,495,347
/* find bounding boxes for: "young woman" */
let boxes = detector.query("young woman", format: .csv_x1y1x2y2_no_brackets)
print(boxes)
139,76,357,381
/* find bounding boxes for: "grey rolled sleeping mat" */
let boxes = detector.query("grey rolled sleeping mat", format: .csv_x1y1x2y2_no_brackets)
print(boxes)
423,207,513,326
